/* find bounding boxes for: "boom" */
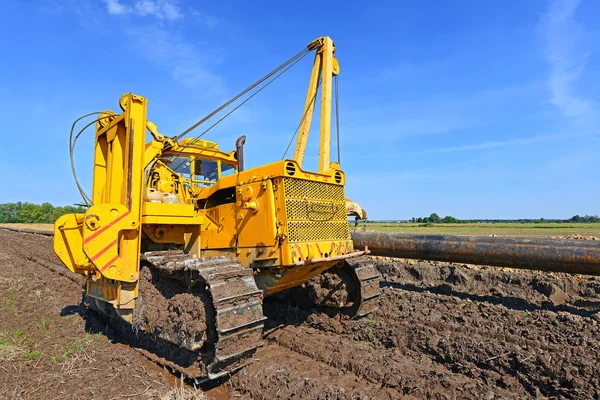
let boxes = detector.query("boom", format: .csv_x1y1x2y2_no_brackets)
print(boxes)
293,36,340,172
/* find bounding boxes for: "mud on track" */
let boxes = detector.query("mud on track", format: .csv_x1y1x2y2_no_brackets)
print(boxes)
2,229,600,399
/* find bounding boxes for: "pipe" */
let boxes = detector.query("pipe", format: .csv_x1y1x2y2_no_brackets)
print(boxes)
236,135,246,172
351,232,600,275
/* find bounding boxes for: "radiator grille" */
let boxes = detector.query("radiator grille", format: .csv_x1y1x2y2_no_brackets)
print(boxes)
282,178,349,243
287,221,350,242
283,178,344,201
285,199,347,221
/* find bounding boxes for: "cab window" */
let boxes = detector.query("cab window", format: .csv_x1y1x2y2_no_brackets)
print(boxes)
222,163,235,177
165,156,191,179
194,159,218,187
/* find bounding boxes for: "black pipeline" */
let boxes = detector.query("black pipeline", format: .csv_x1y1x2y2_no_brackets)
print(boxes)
351,232,600,275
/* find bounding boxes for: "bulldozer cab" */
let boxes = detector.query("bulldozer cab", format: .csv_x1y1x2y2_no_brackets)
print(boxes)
162,154,235,188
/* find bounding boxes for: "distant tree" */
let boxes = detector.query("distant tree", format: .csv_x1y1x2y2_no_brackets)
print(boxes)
416,217,423,223
582,215,600,223
429,213,440,223
442,215,459,223
570,215,582,223
0,202,86,224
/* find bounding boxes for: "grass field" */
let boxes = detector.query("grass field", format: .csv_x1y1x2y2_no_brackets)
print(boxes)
3,222,600,238
361,222,600,237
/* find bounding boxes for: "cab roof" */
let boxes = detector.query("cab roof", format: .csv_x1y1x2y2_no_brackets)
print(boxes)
179,138,219,150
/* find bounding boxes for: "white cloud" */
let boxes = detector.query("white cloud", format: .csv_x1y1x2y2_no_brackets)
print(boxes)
341,83,542,145
342,130,596,159
190,8,218,28
104,0,130,15
125,25,224,94
98,0,222,93
402,130,597,155
103,0,182,21
541,0,597,121
134,0,181,21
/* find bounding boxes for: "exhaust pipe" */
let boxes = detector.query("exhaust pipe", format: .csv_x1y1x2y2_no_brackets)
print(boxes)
236,136,246,172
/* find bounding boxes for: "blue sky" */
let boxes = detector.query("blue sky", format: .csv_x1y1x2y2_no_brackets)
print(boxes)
1,0,599,220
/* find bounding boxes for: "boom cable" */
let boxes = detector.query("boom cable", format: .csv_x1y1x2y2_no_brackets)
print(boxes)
69,113,121,205
169,48,311,172
69,112,103,205
174,47,310,142
68,45,318,201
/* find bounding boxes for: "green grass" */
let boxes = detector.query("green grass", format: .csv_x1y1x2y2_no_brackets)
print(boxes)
23,349,41,359
0,322,97,363
360,222,600,237
37,316,48,331
5,297,16,312
60,333,96,358
0,330,36,361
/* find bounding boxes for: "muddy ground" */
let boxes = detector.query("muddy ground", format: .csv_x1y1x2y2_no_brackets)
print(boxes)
2,229,600,399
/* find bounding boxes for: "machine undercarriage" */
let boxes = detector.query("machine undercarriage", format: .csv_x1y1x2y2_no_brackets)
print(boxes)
54,35,386,381
86,252,381,381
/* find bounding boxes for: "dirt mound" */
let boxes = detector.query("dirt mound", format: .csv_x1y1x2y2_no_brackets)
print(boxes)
3,229,600,399
240,257,600,399
553,234,600,240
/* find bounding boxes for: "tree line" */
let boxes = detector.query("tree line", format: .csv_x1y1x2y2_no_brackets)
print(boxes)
407,213,600,224
0,202,87,224
568,215,600,223
2,202,598,225
410,213,459,224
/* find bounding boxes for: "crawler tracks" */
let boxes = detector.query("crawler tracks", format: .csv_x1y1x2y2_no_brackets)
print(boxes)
345,256,382,316
287,256,382,318
133,253,377,381
137,251,266,381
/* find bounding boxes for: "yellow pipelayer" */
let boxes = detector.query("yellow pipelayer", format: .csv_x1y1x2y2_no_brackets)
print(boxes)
53,36,381,379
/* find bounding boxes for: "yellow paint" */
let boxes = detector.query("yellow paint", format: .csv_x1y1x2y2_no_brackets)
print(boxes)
54,37,364,317
294,36,339,172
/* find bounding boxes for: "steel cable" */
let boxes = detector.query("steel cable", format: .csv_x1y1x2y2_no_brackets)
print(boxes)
170,50,311,172
68,45,313,203
174,47,310,142
69,113,120,205
69,112,103,205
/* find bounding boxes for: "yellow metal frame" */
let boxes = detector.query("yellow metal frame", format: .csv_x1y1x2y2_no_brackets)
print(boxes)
54,36,363,318
294,36,340,172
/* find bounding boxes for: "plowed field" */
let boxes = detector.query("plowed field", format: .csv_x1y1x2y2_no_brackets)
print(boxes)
2,228,600,399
